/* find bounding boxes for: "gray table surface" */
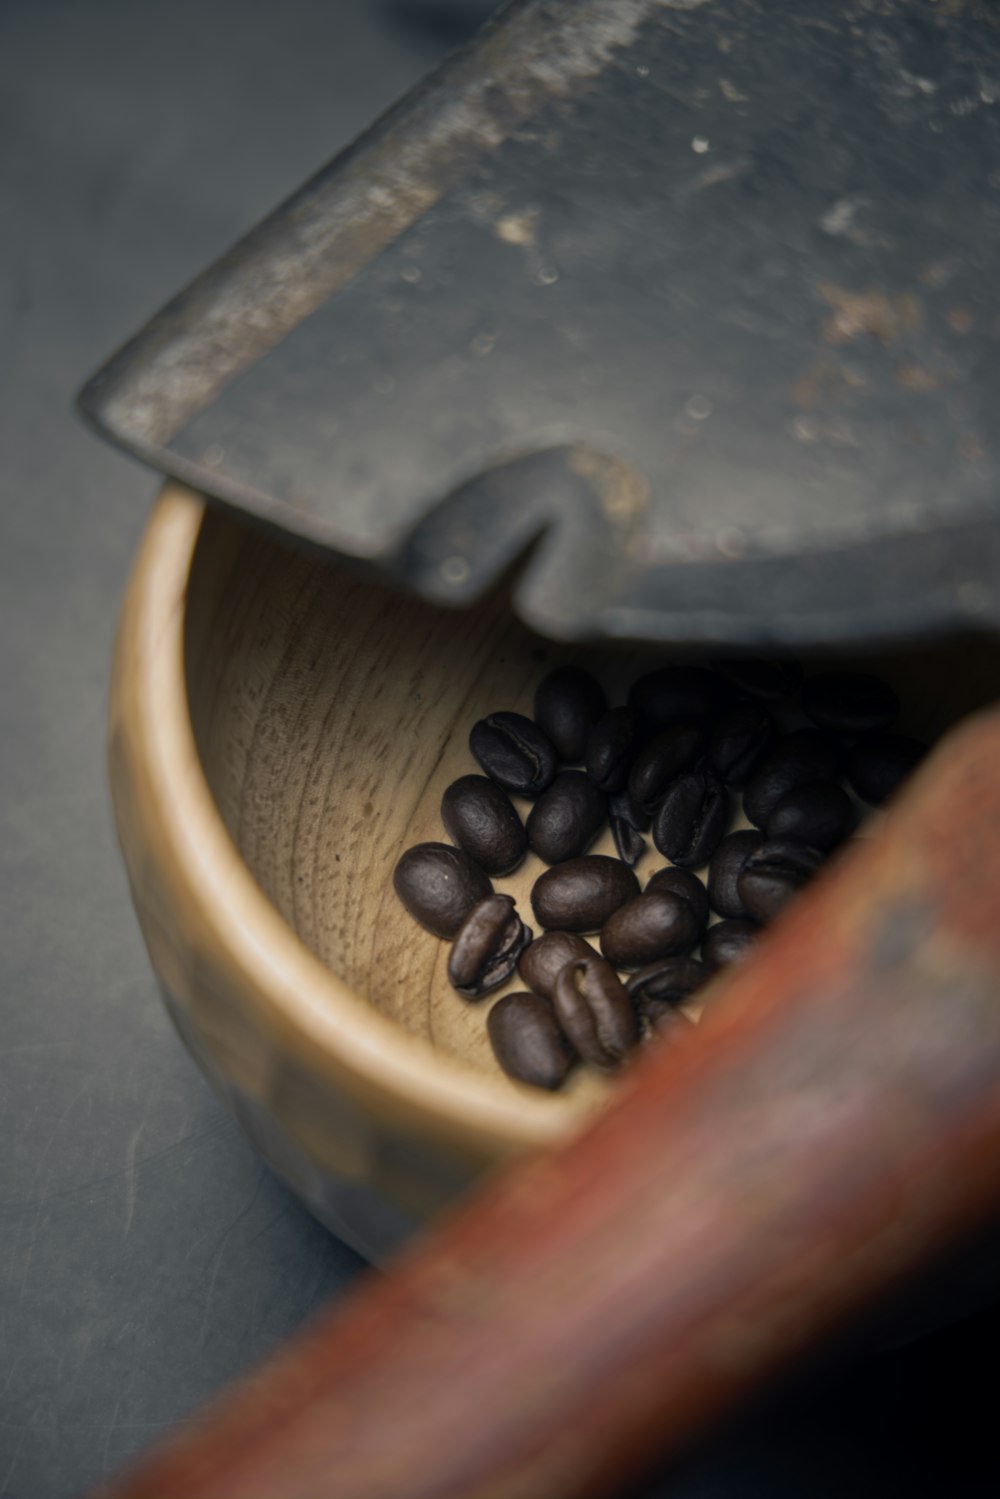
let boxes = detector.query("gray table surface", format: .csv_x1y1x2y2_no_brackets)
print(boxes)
2,3,999,1496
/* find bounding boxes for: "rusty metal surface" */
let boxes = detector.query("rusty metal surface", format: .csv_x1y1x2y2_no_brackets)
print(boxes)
80,0,1000,646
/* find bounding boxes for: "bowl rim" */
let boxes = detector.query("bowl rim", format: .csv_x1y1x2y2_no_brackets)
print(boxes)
112,482,588,1163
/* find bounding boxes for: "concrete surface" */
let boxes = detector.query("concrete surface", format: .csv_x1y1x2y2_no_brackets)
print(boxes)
1,2,999,1496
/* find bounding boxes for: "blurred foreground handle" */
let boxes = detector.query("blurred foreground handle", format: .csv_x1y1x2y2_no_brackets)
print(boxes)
97,711,1000,1499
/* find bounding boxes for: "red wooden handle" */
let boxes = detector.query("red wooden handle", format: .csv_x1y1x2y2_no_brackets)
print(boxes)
97,711,1000,1499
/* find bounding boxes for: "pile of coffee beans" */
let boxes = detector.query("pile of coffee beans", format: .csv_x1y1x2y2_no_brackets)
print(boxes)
393,662,927,1091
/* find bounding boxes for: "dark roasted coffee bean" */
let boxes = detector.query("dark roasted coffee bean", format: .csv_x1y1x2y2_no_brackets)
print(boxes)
533,666,607,763
584,707,640,793
646,866,710,935
469,711,557,797
526,770,607,864
609,788,650,865
707,829,766,919
441,774,527,876
628,724,704,814
742,728,843,828
765,779,854,850
610,814,647,866
600,890,701,969
652,767,728,868
393,842,493,938
531,856,640,933
644,1004,697,1043
447,895,533,999
800,671,899,736
487,992,575,1091
711,658,803,701
552,955,638,1069
702,919,760,971
738,840,824,923
628,666,723,729
626,957,707,1016
848,733,927,806
707,700,774,785
517,930,594,1001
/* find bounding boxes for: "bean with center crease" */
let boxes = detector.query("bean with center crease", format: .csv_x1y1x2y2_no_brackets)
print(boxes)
487,991,575,1090
469,711,557,797
552,955,637,1069
626,956,707,1016
526,770,607,864
707,830,765,919
652,766,728,867
393,842,493,938
628,723,704,814
441,774,527,876
447,895,533,1000
531,855,640,933
646,865,709,934
533,666,607,762
738,839,824,923
600,889,701,969
711,657,803,701
702,919,760,971
584,707,640,793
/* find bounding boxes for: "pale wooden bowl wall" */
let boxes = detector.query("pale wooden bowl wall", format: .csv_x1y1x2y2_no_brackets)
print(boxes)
112,482,1000,1255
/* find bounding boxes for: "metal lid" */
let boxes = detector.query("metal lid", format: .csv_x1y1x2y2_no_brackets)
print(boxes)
79,0,1000,646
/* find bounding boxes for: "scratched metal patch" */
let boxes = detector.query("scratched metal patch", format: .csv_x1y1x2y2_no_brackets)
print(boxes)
79,0,1000,645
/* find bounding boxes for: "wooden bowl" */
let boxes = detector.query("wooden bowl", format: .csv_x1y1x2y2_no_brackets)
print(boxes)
109,481,1000,1260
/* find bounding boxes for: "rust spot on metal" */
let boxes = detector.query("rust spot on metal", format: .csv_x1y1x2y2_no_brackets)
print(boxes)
948,306,974,334
818,284,923,347
790,358,865,409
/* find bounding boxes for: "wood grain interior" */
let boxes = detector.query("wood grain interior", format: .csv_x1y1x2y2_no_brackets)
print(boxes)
184,504,1000,1092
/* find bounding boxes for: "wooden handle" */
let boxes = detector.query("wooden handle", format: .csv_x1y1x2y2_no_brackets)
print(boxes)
97,711,1000,1499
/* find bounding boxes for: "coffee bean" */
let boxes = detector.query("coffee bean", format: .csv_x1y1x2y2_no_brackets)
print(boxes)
646,866,710,934
600,890,701,969
608,788,650,867
652,767,728,868
800,671,899,736
441,774,527,877
584,707,640,793
707,830,766,919
737,840,824,923
702,919,760,971
487,992,575,1090
848,733,926,806
643,1004,698,1043
628,667,723,729
610,818,647,866
742,728,843,828
707,700,774,785
447,895,533,1000
626,957,707,1016
531,856,640,933
517,930,594,1000
470,711,557,797
526,770,608,864
765,779,854,850
628,724,704,814
533,666,607,762
711,658,803,701
393,842,493,939
552,955,638,1068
